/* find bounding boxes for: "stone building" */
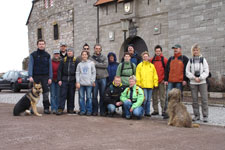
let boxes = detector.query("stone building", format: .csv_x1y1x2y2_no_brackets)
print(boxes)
26,0,225,76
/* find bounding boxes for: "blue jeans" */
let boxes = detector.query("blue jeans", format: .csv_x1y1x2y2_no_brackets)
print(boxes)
123,100,143,119
58,81,75,111
93,78,107,115
143,88,153,115
79,86,92,114
50,81,60,111
107,104,116,114
164,82,183,112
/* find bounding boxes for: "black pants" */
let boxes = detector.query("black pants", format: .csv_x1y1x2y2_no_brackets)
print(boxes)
33,75,50,109
58,81,75,111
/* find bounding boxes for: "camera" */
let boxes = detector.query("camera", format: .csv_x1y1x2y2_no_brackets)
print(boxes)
194,71,200,77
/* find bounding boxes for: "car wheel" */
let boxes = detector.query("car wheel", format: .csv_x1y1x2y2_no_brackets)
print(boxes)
11,83,20,92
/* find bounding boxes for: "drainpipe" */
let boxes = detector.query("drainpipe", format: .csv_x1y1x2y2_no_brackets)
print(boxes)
97,6,100,44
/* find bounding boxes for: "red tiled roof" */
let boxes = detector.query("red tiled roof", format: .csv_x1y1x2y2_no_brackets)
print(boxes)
95,0,114,6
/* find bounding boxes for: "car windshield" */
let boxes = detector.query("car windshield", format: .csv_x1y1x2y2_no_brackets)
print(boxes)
19,71,28,77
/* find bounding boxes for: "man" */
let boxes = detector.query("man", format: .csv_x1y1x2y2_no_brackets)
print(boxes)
76,43,90,64
120,75,144,120
91,44,108,116
59,43,67,59
103,76,126,117
57,48,77,115
116,52,136,87
28,40,52,114
122,44,142,66
150,45,168,116
164,44,189,119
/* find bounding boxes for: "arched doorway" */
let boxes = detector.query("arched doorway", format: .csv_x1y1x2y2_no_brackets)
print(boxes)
119,36,148,62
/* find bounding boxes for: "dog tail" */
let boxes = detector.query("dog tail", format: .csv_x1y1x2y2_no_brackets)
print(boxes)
192,123,200,128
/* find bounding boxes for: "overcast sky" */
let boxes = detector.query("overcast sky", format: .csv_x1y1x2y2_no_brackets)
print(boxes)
0,1,32,73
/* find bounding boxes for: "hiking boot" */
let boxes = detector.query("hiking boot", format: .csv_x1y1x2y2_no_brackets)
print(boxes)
44,109,50,114
162,112,166,116
163,113,169,119
203,117,208,123
192,116,200,121
52,110,56,114
125,115,131,120
67,110,76,114
151,112,159,116
78,112,86,116
144,114,151,117
92,112,98,116
56,109,63,115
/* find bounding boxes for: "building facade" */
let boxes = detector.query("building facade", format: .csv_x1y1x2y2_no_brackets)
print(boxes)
27,0,225,76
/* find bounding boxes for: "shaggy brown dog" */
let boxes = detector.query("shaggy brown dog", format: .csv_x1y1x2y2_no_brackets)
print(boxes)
13,82,43,116
167,88,199,128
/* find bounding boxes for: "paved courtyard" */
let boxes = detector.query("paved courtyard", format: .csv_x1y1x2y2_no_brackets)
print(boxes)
0,90,225,150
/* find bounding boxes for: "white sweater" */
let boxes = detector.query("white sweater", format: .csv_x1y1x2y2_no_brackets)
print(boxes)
186,56,209,85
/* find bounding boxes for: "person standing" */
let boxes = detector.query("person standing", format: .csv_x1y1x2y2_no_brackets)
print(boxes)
120,75,144,120
59,43,67,59
116,52,136,87
121,44,142,66
50,50,61,114
76,50,96,116
186,44,209,122
57,48,77,115
136,51,158,117
164,44,189,119
76,43,90,64
28,40,52,114
150,45,168,116
90,44,108,116
107,52,119,84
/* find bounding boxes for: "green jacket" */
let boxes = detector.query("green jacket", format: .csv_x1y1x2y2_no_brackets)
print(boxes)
120,84,144,109
116,61,136,86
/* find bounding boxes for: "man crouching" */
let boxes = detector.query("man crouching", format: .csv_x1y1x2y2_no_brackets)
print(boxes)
103,76,126,117
120,75,144,119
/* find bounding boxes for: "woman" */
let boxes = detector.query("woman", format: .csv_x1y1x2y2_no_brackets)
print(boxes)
76,50,96,116
136,51,158,117
186,43,209,122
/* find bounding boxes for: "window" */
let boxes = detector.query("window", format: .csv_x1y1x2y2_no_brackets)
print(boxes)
37,28,42,40
53,24,59,40
44,0,53,8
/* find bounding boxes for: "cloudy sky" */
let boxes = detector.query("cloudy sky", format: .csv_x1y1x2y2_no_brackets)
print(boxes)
0,1,32,73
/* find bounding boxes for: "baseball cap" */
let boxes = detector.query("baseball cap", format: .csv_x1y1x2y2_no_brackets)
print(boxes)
60,43,67,46
67,48,74,53
53,50,60,54
172,44,182,49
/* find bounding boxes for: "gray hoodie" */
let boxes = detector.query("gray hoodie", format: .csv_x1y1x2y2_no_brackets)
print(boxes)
76,60,96,86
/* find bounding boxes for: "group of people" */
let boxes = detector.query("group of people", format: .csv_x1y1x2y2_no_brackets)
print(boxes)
28,40,209,122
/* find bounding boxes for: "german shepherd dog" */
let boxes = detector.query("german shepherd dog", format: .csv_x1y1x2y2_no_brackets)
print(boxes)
167,88,199,128
13,82,43,116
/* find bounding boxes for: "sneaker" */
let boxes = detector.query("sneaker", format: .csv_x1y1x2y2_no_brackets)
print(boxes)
79,112,86,116
125,115,131,120
86,113,92,116
144,114,151,117
52,110,56,114
162,112,166,116
44,109,50,114
192,116,200,121
203,117,208,123
151,112,159,116
56,109,63,115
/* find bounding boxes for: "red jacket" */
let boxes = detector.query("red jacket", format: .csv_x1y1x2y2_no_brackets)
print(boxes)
150,54,168,83
52,59,60,81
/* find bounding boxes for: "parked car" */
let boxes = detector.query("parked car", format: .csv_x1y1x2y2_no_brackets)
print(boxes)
0,70,30,92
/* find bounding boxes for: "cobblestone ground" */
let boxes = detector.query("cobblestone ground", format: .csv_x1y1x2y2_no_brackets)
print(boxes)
0,90,225,150
0,90,225,127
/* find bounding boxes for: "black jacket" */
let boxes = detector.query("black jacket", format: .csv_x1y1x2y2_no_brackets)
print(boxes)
103,83,126,106
57,56,78,82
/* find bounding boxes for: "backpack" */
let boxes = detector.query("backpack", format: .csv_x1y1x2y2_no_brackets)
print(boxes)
126,86,145,103
63,56,76,64
120,62,135,77
152,56,165,69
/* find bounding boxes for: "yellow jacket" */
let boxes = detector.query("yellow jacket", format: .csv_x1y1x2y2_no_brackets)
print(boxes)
136,61,158,88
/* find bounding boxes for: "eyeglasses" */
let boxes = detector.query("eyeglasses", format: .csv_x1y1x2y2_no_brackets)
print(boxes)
83,48,89,50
